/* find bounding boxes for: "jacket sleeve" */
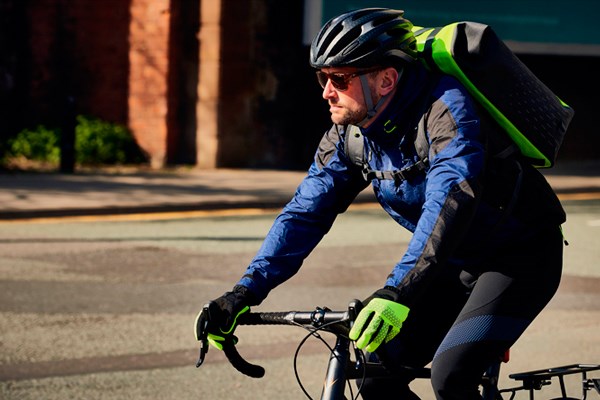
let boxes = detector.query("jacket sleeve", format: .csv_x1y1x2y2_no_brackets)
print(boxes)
385,81,486,306
237,125,369,303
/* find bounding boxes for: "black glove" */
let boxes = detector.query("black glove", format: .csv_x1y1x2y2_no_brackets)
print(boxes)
195,285,257,350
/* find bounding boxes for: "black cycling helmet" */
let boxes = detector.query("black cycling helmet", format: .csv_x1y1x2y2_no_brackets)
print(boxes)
310,8,418,69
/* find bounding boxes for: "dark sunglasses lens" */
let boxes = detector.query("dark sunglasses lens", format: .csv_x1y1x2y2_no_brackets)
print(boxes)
329,74,348,90
316,71,350,90
316,71,328,88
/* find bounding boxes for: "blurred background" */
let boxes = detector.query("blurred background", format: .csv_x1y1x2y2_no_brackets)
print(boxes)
0,0,598,171
1,2,599,399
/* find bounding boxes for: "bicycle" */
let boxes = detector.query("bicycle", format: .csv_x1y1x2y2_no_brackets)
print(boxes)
195,300,600,400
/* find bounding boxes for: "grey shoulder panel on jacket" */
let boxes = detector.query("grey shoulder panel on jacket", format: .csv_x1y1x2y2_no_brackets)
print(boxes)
425,98,460,159
316,124,343,169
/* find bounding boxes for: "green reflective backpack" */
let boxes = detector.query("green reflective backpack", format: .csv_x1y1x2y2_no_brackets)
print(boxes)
413,22,574,168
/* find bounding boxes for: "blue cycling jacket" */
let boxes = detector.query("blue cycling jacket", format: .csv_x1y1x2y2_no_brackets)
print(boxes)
237,65,565,306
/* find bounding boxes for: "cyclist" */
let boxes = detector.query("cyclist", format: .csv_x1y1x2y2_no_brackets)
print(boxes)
196,8,566,400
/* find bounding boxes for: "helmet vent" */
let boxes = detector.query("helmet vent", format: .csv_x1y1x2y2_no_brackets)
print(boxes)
351,8,376,21
372,13,398,27
331,25,361,59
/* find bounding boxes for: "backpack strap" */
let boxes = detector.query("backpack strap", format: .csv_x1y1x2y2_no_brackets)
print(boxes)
344,119,430,183
343,125,366,167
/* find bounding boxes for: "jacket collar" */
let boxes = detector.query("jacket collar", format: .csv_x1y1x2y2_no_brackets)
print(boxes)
361,64,432,138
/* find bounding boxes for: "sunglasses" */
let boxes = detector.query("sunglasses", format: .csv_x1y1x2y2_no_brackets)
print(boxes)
316,67,381,91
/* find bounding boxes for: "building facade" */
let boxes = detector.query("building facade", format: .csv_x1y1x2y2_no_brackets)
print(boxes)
0,0,597,169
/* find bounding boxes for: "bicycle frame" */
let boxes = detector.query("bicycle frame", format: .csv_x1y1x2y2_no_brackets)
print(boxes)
318,332,505,400
321,335,353,399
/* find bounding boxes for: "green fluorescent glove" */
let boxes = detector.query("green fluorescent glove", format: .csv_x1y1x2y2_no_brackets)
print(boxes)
349,298,410,353
193,305,249,350
205,305,249,350
195,285,256,351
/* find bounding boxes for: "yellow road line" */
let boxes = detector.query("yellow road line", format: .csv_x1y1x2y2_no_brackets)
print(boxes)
557,192,600,201
1,191,597,224
0,208,281,224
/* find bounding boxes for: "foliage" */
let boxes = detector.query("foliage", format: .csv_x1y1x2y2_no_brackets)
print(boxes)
5,116,146,167
7,125,61,163
74,115,145,165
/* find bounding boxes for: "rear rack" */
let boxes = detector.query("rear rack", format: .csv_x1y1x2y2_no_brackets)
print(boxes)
500,364,600,400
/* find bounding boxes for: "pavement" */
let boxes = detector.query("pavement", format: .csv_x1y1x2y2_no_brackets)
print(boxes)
1,160,599,220
0,161,599,400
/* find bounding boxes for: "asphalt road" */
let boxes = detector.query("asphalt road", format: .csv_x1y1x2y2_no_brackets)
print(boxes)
0,200,598,399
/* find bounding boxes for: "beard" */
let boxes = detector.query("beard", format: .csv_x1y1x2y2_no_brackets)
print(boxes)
328,80,380,126
329,105,367,126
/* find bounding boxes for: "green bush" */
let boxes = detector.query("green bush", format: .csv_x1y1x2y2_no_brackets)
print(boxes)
6,116,146,166
8,124,61,163
75,115,146,165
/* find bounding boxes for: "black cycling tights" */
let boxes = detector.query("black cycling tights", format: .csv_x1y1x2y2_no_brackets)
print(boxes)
360,226,563,400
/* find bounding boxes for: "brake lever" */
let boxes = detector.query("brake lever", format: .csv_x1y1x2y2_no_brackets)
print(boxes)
195,302,214,368
194,301,265,377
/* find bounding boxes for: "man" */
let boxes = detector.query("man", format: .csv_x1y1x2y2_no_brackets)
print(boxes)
196,8,566,399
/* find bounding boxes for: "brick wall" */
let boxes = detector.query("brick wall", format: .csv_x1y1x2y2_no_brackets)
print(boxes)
25,0,130,127
128,0,171,167
215,0,328,169
3,0,168,167
2,0,324,169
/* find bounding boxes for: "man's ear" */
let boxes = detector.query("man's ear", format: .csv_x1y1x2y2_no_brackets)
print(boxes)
379,67,399,95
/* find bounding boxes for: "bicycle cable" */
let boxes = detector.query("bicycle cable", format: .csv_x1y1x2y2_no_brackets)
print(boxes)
292,320,366,400
353,343,368,398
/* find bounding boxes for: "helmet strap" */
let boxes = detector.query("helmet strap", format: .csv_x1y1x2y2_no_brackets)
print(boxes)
355,68,404,127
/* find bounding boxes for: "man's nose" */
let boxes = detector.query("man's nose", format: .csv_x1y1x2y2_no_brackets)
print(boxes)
322,79,336,99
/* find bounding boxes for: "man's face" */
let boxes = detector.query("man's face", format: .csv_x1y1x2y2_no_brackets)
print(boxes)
319,67,378,126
